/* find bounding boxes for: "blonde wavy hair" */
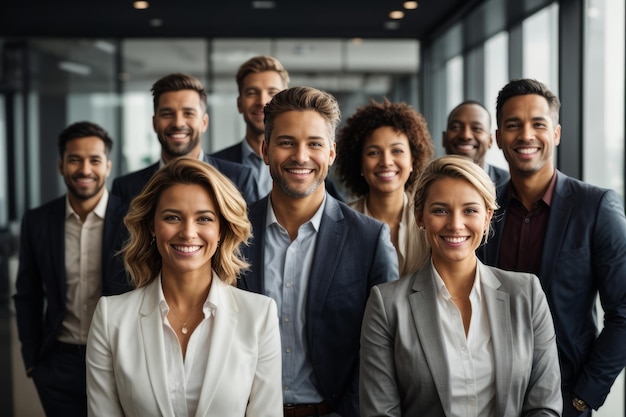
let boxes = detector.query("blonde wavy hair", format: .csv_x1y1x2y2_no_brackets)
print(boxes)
121,158,251,287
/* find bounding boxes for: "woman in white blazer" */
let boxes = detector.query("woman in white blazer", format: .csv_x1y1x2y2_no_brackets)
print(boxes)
87,158,282,417
359,155,562,417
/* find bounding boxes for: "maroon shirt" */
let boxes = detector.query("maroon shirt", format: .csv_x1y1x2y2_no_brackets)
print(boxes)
498,171,557,275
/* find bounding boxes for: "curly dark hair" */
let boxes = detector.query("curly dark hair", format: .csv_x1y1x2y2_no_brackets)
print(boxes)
336,98,434,197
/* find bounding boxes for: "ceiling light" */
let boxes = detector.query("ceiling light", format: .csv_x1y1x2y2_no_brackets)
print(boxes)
384,21,400,30
93,40,116,54
404,1,418,10
252,1,276,9
133,1,149,10
389,10,405,19
58,61,91,76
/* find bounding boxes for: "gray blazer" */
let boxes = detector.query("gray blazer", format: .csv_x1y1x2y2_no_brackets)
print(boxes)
359,259,562,417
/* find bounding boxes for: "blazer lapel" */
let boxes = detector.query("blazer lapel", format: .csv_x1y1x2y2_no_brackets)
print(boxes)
480,263,512,416
139,280,175,417
306,196,347,335
539,171,573,291
240,198,268,293
408,268,452,415
49,198,67,296
195,279,237,417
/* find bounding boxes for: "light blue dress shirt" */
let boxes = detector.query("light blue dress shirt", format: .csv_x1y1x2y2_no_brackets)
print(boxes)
264,196,326,404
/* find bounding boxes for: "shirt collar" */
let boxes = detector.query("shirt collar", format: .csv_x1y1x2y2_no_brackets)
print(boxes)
507,169,557,207
157,271,218,319
431,258,482,302
241,139,262,161
159,150,205,168
265,194,326,233
65,188,109,220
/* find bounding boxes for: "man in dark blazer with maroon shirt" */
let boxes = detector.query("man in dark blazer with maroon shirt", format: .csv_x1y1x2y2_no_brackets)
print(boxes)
478,79,626,417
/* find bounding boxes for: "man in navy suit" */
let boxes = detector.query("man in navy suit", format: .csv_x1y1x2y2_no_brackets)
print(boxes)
237,86,398,417
443,100,509,189
478,79,626,416
13,121,133,416
112,73,258,204
211,56,344,201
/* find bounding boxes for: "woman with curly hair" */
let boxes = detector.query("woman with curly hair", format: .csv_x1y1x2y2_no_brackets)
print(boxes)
86,158,282,417
336,99,434,276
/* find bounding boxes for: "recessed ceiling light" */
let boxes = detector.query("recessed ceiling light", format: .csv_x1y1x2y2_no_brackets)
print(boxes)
389,10,405,19
133,1,149,10
384,21,400,30
252,1,276,9
404,1,418,10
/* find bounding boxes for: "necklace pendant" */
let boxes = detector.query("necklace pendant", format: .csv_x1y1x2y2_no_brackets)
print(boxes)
181,326,188,335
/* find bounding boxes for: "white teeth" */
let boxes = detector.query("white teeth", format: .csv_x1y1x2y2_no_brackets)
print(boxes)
517,148,538,154
376,171,397,178
169,134,187,139
173,245,201,253
443,236,467,243
289,169,312,174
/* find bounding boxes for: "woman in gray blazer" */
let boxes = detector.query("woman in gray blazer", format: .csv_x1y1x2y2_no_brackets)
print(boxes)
359,155,562,417
86,158,282,417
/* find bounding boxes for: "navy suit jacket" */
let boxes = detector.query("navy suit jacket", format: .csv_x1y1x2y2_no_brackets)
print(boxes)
487,163,510,190
237,194,399,417
478,170,626,411
13,193,133,372
211,141,345,202
111,153,258,204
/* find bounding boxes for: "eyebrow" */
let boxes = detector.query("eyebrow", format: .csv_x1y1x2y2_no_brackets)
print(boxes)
160,208,217,216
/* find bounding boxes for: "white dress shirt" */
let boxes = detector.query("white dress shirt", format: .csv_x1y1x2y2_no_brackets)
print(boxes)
432,261,496,417
158,273,217,417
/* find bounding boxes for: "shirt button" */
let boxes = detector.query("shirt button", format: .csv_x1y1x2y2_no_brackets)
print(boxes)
286,282,292,288
284,317,289,322
286,347,291,353
524,217,530,223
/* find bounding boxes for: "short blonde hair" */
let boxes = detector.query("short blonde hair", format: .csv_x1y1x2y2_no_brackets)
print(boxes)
414,155,498,239
121,158,251,287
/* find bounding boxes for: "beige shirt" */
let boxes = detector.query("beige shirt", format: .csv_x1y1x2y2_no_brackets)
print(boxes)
350,192,427,276
58,189,108,344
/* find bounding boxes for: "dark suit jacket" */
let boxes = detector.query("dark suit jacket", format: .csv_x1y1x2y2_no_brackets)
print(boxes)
487,163,510,190
478,170,626,412
111,153,258,204
237,194,399,417
13,193,133,372
211,141,345,202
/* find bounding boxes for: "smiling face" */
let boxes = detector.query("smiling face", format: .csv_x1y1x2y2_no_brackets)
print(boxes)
263,110,336,202
237,71,285,140
417,177,492,270
153,89,209,162
152,183,220,278
58,136,111,205
361,126,413,196
496,94,561,180
443,103,493,167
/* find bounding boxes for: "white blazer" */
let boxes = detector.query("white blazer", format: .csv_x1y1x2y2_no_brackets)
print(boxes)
86,274,282,417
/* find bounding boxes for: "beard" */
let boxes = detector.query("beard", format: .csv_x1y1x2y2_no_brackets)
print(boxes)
157,130,201,158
